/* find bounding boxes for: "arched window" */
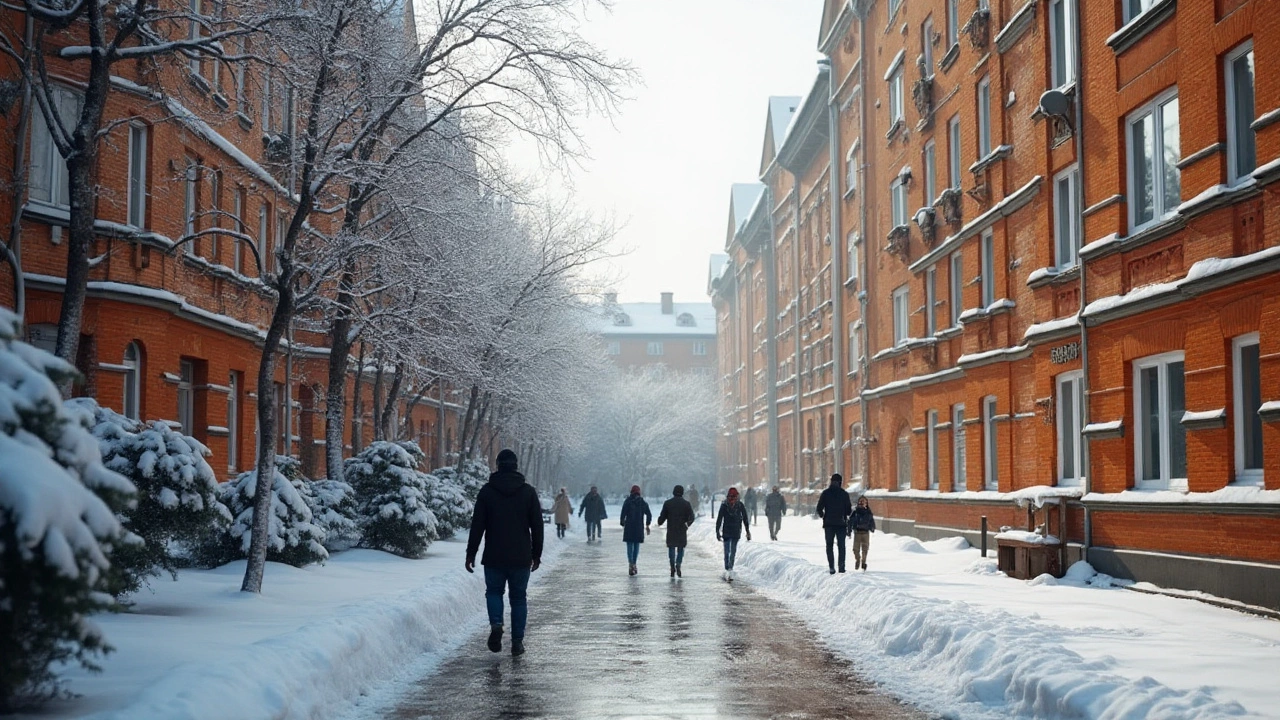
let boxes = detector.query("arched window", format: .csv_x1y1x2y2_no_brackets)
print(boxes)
676,312,696,327
122,342,141,420
613,312,631,327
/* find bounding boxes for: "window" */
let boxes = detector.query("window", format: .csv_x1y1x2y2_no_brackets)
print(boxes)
127,124,148,228
188,0,204,77
897,431,912,490
947,0,959,47
892,285,910,347
28,86,80,208
923,140,937,204
1134,352,1187,488
233,188,245,274
283,86,296,139
889,0,902,19
982,396,998,490
692,341,707,356
183,158,199,255
927,410,939,489
1124,0,1160,23
233,36,247,108
647,342,664,356
606,341,620,355
1226,42,1256,185
1054,165,1081,269
258,202,269,276
1049,0,1076,88
948,116,962,189
949,251,963,326
952,404,967,491
849,423,864,481
1057,372,1084,486
922,18,935,74
178,360,195,435
275,212,288,273
889,66,905,126
925,266,937,336
848,321,860,369
1234,334,1262,484
1127,90,1181,230
122,342,141,420
980,230,995,307
977,76,992,157
677,312,696,327
846,146,858,194
261,69,273,130
273,382,287,455
26,323,56,353
228,371,241,472
847,232,860,284
891,177,908,228
208,170,220,261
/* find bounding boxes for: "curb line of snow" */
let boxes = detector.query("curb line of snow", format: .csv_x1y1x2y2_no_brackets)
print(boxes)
692,524,1250,720
82,539,567,720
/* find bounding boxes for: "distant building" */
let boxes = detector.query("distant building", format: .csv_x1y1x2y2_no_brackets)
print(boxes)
597,292,717,376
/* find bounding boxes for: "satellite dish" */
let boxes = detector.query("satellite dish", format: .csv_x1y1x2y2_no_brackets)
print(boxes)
1038,89,1071,119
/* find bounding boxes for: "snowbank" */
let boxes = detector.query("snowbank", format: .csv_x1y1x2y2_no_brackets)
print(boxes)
693,516,1277,719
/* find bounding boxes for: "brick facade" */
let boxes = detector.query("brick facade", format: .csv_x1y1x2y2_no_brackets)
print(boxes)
710,0,1280,609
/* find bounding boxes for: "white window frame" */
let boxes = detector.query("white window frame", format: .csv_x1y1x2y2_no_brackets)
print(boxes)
897,432,913,490
1233,333,1263,484
923,140,937,205
233,36,247,108
891,177,908,228
889,0,903,20
948,116,962,189
232,188,244,274
925,266,937,336
208,170,220,261
647,341,664,356
606,341,620,356
188,0,204,78
889,67,905,125
127,123,148,228
28,86,80,209
122,342,141,420
982,395,998,490
846,146,858,194
947,0,959,47
1126,89,1181,231
1057,371,1084,486
922,17,935,75
927,410,939,489
1054,164,1081,269
692,341,707,356
977,76,992,158
1133,351,1187,490
949,251,963,326
892,285,910,347
1225,41,1256,185
952,404,967,491
227,371,240,472
183,158,198,255
848,321,860,370
1124,0,1160,24
178,359,195,435
261,69,273,131
980,230,995,307
1049,0,1076,89
847,232,860,285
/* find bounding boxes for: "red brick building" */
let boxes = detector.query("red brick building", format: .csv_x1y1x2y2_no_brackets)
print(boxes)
598,292,717,377
712,0,1279,610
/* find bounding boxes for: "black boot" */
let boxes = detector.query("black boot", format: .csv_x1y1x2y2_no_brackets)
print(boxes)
487,624,503,653
675,564,682,578
670,562,676,578
511,637,525,657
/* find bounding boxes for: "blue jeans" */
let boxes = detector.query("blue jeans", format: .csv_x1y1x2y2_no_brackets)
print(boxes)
484,566,531,639
587,520,602,538
626,541,641,564
723,538,739,570
668,546,685,565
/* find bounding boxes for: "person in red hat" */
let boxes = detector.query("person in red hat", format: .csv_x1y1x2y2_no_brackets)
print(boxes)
715,487,751,581
619,485,652,575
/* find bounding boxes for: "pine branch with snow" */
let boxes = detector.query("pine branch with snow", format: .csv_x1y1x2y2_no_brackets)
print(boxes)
309,479,361,552
204,457,328,569
346,442,438,558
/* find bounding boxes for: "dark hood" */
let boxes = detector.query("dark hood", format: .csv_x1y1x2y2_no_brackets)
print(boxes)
487,468,528,496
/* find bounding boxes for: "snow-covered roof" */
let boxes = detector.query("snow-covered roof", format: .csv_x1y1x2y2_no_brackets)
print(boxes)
730,183,765,234
597,301,717,337
769,96,802,148
707,253,730,292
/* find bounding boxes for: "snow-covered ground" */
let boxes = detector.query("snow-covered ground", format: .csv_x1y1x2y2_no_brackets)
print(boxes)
12,534,567,720
693,514,1280,720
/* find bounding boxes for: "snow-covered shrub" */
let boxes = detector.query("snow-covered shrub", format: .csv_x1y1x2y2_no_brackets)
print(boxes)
422,472,473,540
204,457,328,568
0,311,137,709
431,458,489,503
309,479,361,552
70,399,231,596
347,442,438,558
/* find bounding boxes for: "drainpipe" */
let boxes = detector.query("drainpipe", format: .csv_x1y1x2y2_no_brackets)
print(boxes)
857,5,872,483
792,180,803,490
1071,0,1092,560
824,60,845,478
764,189,781,485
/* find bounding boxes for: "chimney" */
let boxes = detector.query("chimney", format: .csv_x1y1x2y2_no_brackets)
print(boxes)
660,292,674,315
603,291,618,305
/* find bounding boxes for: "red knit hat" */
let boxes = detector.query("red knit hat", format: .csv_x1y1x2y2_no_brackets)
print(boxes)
727,487,739,498
630,485,641,494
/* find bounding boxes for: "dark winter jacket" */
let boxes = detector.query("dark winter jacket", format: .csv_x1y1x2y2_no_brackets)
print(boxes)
744,488,758,511
578,491,607,522
764,490,787,518
849,505,876,533
686,487,700,512
816,485,853,529
657,496,695,548
466,469,544,567
716,500,750,540
620,494,652,543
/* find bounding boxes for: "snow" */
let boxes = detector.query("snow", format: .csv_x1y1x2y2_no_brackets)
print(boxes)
692,515,1280,719
596,300,717,336
1260,400,1280,414
1176,179,1255,215
994,530,1060,544
1079,232,1120,257
1023,315,1078,342
1086,244,1280,319
957,343,1028,366
729,184,765,233
10,539,568,720
1083,420,1123,434
768,96,802,148
864,485,1082,508
1181,408,1226,423
883,48,906,80
1083,486,1280,505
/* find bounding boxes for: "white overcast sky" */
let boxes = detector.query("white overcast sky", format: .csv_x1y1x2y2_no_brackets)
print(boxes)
510,0,826,305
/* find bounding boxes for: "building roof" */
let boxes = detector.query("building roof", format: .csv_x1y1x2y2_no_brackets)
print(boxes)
769,96,802,147
597,301,717,337
730,183,766,236
707,253,730,295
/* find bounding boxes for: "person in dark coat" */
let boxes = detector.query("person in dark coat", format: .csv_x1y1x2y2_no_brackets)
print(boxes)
657,484,695,578
715,487,751,581
619,485,652,575
764,486,787,540
744,487,759,522
686,486,700,517
578,485,607,542
466,449,543,656
849,495,876,571
816,473,853,574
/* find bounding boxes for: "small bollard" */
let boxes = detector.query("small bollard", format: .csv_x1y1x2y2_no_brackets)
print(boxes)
981,516,988,558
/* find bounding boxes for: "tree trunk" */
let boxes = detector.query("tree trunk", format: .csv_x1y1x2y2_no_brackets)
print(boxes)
370,351,385,442
465,391,490,461
323,267,357,482
455,383,480,470
379,363,404,441
351,341,366,454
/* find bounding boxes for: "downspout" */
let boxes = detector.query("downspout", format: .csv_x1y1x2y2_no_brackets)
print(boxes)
4,13,35,319
824,60,844,477
1072,0,1092,560
857,5,872,483
792,178,803,490
764,190,781,485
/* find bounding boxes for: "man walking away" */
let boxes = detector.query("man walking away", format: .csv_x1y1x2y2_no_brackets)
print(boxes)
657,485,695,578
849,495,876,571
715,487,751,581
578,485,607,542
764,486,787,541
466,449,543,657
816,473,853,574
620,485,652,575
552,488,573,539
687,486,700,518
744,487,759,522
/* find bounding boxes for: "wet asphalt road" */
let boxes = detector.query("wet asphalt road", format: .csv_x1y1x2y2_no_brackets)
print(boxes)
387,522,928,720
